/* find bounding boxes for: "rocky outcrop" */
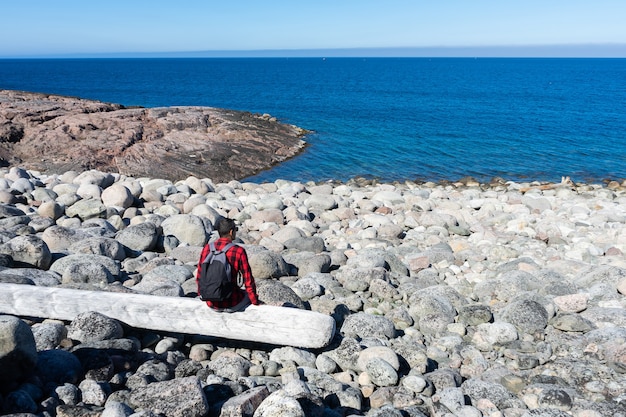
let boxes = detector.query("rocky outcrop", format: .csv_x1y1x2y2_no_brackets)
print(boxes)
0,90,307,182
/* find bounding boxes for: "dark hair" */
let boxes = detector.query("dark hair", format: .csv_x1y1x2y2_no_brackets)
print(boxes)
216,217,236,237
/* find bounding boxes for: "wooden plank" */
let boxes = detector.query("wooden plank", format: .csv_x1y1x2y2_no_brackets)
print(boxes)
0,283,336,349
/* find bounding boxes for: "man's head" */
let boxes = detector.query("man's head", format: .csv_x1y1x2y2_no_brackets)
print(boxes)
216,217,237,238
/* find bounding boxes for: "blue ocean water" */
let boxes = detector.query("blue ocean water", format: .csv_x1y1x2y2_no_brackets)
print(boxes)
1,58,625,184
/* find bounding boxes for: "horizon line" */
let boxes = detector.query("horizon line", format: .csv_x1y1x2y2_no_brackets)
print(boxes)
2,44,626,59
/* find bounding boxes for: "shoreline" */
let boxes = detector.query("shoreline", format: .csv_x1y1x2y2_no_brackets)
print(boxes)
0,166,625,416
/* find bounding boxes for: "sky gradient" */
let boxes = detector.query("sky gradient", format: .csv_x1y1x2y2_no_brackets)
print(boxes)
2,0,626,58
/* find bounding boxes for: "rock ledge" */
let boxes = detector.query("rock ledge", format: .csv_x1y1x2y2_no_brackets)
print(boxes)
0,90,307,182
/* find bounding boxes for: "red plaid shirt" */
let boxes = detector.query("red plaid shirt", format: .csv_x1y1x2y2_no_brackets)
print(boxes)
196,237,259,309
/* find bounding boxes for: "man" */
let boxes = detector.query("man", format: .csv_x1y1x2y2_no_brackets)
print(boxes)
196,218,261,312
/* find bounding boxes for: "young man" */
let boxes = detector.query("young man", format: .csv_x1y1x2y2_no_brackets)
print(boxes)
196,218,260,312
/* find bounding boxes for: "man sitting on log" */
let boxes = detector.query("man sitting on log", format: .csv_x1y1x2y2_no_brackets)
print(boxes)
196,218,261,312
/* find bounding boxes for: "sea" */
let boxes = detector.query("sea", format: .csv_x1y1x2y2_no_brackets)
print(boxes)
1,57,625,184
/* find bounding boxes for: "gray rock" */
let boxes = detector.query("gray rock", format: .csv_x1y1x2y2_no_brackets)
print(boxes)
248,248,290,279
0,315,38,385
62,261,116,287
132,276,185,297
141,264,193,285
521,194,552,212
340,312,396,340
434,387,465,414
335,266,388,292
254,389,306,417
36,349,82,385
461,378,525,410
101,183,135,209
50,254,121,282
500,299,549,335
283,236,326,253
325,337,362,374
208,354,252,381
69,236,126,261
520,409,571,417
271,226,306,243
304,194,338,211
133,359,172,383
290,276,324,300
0,267,61,286
32,320,68,351
0,235,52,269
102,400,135,417
2,389,38,414
283,252,331,276
256,280,305,309
78,379,110,406
0,273,34,285
365,357,399,387
581,307,626,328
457,304,493,326
550,313,595,333
494,270,544,302
55,383,80,406
160,214,208,246
169,245,203,264
369,278,401,302
408,288,458,336
67,311,124,343
425,368,463,391
220,386,270,417
0,203,26,218
128,376,209,417
73,170,115,188
65,198,108,220
250,208,285,225
28,214,56,232
346,248,388,269
472,322,518,350
115,222,159,252
574,264,626,288
270,347,317,368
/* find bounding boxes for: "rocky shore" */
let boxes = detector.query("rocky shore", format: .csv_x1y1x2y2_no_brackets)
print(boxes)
0,167,625,417
0,90,307,183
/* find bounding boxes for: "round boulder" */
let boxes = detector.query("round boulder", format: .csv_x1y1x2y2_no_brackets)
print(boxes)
0,315,38,386
160,214,208,246
67,311,124,343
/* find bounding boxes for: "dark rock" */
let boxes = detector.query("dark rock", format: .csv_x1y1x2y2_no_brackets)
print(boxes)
35,349,82,385
0,315,38,388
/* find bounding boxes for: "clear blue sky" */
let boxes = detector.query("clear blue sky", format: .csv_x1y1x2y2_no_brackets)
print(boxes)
2,0,625,58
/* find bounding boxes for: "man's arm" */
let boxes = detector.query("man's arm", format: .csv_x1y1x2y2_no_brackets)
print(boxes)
235,247,260,305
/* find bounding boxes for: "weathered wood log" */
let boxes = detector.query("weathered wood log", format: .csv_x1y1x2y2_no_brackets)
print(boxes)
0,283,336,349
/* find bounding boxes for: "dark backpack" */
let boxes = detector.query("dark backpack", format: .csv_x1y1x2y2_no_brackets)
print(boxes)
198,242,235,302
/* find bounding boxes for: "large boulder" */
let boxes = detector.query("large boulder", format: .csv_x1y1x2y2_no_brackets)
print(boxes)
248,248,290,279
128,376,209,417
0,235,52,269
115,221,160,252
160,214,209,247
0,315,38,387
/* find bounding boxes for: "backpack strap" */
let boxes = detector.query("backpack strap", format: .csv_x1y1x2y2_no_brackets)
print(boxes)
208,241,235,255
221,242,235,254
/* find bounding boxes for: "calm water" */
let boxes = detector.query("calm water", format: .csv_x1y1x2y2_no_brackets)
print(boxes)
1,58,625,183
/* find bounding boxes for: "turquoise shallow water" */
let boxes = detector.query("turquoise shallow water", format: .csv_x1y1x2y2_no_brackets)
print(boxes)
1,57,625,183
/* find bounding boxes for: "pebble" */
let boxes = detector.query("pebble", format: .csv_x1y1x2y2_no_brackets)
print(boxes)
0,167,625,417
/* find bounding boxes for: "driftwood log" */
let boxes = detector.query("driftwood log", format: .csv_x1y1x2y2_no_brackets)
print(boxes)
0,284,336,349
